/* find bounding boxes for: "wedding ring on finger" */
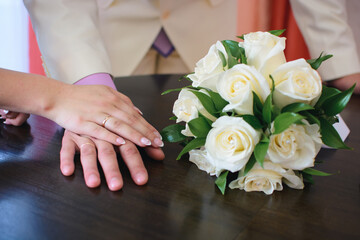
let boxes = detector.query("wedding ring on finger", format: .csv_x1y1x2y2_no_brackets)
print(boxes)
80,142,95,149
102,115,112,128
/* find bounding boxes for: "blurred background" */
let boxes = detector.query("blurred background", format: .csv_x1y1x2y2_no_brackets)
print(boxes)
0,0,309,76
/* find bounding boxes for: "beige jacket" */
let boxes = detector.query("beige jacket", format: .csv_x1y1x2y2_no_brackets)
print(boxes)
290,0,360,81
24,0,238,84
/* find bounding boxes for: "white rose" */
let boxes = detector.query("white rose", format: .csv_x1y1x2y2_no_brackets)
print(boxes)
272,59,322,109
239,31,286,85
217,64,270,115
188,41,227,91
205,116,261,172
189,148,222,177
229,161,304,195
268,120,322,170
173,89,216,137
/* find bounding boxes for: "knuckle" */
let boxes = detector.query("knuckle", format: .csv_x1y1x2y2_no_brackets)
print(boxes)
100,146,115,157
81,144,96,156
121,144,138,156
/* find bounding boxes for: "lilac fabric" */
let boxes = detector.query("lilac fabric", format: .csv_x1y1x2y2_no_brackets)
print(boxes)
152,28,174,57
74,73,116,90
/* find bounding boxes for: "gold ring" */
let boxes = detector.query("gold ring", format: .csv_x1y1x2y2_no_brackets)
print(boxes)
102,115,111,127
80,142,95,148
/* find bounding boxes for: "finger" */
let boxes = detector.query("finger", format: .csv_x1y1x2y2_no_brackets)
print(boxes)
119,141,148,185
103,113,164,148
79,122,126,146
102,116,153,147
3,111,19,119
144,147,165,161
60,131,77,176
68,134,101,188
92,138,123,191
4,113,30,126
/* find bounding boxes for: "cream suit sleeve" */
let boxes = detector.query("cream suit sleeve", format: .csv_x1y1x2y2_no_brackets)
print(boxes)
23,0,112,84
290,0,360,81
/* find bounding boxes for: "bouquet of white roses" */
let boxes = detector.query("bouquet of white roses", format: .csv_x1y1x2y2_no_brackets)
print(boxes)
161,30,354,195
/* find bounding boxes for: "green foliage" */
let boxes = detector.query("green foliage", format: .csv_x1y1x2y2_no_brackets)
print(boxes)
302,168,332,176
188,116,212,138
319,117,351,149
244,154,256,176
262,94,273,124
160,124,186,143
307,52,333,70
321,84,355,116
273,112,305,135
254,135,270,168
190,90,217,117
215,171,229,195
202,88,229,112
315,85,341,108
268,29,286,36
176,137,206,160
241,115,264,129
281,103,314,113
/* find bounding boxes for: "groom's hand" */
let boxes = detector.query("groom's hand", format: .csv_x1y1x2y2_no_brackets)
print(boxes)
59,130,165,191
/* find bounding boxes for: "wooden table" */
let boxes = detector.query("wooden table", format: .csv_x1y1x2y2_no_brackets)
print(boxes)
0,75,359,240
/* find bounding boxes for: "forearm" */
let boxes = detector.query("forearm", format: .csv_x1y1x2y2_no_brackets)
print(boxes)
0,68,65,116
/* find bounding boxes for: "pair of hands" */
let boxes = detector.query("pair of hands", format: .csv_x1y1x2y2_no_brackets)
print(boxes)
1,84,165,191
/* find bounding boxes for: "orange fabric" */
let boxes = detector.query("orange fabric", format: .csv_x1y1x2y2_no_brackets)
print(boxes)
269,0,310,61
28,18,45,75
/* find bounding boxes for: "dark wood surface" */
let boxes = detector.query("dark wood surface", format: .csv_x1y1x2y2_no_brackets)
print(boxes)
0,75,359,240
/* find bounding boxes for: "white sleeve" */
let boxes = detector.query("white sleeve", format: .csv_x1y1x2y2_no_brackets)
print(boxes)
290,0,360,81
23,0,112,84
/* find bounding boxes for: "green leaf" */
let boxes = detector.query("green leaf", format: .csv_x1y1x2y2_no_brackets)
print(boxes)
198,112,214,126
237,35,244,40
322,84,355,116
319,117,351,149
169,116,177,121
244,154,256,176
161,87,183,95
190,90,217,117
215,171,229,195
160,124,186,143
221,40,239,68
281,102,314,113
241,115,264,129
239,47,247,64
302,168,332,176
262,94,273,124
176,137,206,160
219,51,227,68
306,52,333,70
204,89,229,112
273,112,305,134
269,29,286,36
253,91,263,120
254,136,270,168
188,116,212,138
301,111,320,125
315,85,341,108
302,172,314,184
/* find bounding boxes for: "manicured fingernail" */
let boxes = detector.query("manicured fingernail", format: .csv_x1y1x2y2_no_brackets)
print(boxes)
3,120,9,125
141,137,151,146
116,137,126,145
154,131,162,140
1,110,9,114
154,138,164,147
88,174,99,186
134,107,143,115
110,177,122,190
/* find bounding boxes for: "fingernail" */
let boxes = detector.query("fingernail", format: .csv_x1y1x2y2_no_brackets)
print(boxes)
135,173,146,184
0,110,9,115
110,177,122,190
88,174,99,186
134,107,143,115
140,137,151,146
154,138,164,147
116,137,126,145
154,131,162,140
